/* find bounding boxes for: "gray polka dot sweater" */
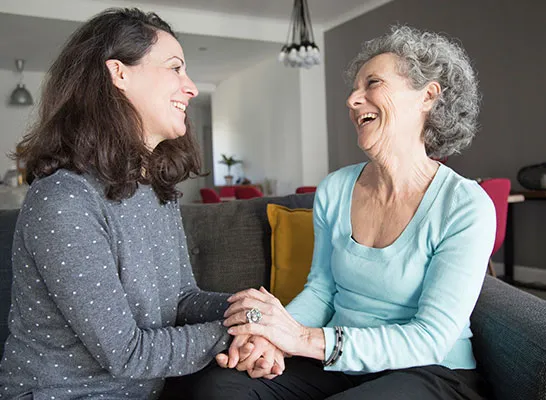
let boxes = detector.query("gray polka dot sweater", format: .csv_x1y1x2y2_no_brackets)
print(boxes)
0,170,232,399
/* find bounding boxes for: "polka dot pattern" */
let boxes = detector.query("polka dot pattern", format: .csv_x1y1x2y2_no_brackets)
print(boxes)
0,171,231,398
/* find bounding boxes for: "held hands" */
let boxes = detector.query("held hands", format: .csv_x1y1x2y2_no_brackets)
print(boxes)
223,287,312,357
215,335,285,379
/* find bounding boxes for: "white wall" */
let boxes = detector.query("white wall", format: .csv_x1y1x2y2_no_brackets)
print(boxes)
0,69,44,179
176,103,210,204
212,58,302,196
299,32,329,186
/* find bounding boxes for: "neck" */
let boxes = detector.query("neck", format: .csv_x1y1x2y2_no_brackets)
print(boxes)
360,145,439,201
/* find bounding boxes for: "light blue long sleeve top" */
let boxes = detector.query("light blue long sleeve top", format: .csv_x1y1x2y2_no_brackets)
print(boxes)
286,162,496,373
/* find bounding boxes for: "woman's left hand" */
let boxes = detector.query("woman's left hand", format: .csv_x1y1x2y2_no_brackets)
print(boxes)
223,287,316,357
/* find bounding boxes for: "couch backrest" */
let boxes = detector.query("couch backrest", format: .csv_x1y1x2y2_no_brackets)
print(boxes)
180,193,315,293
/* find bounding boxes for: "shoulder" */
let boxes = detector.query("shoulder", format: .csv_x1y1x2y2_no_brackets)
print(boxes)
22,170,106,219
439,166,496,230
313,163,364,219
317,162,365,196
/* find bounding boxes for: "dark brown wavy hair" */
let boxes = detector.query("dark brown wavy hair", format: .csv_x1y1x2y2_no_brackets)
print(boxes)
16,8,204,203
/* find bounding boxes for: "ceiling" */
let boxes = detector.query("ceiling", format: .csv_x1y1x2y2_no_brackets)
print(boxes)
112,0,386,25
0,12,280,86
0,0,391,86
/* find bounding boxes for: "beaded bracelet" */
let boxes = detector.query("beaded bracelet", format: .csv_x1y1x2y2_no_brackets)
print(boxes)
323,326,344,367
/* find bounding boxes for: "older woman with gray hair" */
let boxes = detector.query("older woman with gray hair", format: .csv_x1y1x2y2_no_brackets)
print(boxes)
186,25,495,400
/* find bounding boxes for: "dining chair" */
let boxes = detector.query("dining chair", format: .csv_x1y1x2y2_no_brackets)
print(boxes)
295,186,317,194
478,178,511,277
235,186,264,200
218,186,236,198
200,188,221,203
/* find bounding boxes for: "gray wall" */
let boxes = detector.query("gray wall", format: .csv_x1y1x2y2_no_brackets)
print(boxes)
324,0,546,271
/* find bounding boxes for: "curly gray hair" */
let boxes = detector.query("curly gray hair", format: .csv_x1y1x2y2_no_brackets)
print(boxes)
346,25,480,158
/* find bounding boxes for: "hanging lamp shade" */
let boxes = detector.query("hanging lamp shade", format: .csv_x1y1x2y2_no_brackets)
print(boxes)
279,0,320,69
9,59,34,106
10,83,33,106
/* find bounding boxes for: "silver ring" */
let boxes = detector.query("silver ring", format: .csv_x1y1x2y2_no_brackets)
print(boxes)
246,308,262,324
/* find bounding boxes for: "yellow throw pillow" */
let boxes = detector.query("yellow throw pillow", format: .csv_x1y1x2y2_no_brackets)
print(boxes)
267,204,314,305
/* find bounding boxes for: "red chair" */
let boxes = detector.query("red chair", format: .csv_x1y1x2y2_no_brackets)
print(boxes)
296,186,317,194
200,188,221,203
218,186,236,198
235,186,263,200
478,178,511,277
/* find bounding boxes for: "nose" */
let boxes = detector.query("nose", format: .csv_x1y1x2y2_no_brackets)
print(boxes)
346,89,364,109
182,75,199,98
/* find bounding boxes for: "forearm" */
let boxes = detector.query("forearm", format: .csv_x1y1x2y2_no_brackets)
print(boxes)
295,327,326,360
94,320,232,378
177,289,230,325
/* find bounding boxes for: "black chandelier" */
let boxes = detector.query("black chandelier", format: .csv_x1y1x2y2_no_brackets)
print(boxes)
278,0,320,69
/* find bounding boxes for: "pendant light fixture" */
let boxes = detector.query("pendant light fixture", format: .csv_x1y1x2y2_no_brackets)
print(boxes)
9,59,34,106
278,0,320,69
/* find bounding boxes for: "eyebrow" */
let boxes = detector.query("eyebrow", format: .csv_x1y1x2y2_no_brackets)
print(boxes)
166,56,185,66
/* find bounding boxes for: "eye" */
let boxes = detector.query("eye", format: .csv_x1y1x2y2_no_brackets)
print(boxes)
172,66,182,73
367,79,380,87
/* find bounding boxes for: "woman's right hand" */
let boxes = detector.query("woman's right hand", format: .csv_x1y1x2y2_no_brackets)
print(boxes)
216,335,284,379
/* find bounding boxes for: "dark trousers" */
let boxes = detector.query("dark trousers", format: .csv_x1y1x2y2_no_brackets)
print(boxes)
163,357,490,400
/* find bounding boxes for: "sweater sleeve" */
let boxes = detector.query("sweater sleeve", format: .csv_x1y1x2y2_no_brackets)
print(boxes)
22,177,231,379
286,178,336,327
322,183,496,372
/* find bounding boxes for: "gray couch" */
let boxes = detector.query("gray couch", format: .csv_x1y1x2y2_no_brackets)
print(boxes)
1,193,545,400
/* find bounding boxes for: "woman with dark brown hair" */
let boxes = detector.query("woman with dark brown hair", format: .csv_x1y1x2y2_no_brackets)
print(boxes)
0,8,282,399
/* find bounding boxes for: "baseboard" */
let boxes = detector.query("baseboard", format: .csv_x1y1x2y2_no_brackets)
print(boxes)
491,262,546,285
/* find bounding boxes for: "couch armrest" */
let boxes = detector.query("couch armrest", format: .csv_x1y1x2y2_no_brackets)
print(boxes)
470,275,546,400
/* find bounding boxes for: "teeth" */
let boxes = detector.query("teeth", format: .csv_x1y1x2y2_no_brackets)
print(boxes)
357,112,378,126
172,101,186,112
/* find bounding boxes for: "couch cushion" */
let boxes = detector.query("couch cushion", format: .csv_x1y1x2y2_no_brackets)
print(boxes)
471,276,546,400
180,193,314,294
0,209,19,358
267,204,314,305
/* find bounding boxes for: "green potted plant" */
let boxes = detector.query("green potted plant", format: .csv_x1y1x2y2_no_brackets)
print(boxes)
219,154,242,185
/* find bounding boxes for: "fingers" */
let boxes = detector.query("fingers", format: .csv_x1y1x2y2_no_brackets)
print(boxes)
271,363,283,376
239,342,254,363
215,353,229,368
248,356,283,380
273,349,285,372
224,297,270,319
235,343,257,371
224,309,270,328
237,346,267,372
228,323,264,338
248,357,274,379
259,286,274,297
227,334,250,368
227,287,270,304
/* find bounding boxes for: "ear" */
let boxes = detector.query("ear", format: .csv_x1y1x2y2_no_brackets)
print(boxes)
422,81,442,112
105,59,128,91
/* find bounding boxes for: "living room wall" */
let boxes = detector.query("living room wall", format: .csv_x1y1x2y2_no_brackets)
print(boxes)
176,103,210,204
324,0,546,276
0,69,44,179
212,58,302,195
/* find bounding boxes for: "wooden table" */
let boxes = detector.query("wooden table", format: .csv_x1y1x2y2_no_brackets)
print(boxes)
503,190,546,284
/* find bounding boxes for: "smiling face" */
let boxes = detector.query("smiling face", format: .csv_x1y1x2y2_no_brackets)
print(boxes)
108,30,198,150
346,53,433,157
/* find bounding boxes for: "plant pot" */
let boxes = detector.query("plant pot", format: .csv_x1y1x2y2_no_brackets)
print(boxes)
224,175,234,185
